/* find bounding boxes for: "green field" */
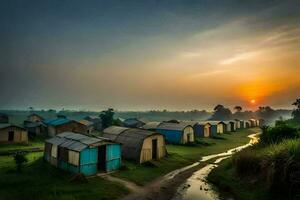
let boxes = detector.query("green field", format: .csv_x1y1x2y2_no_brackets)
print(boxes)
0,127,258,200
113,128,260,185
0,136,46,155
0,152,129,200
207,123,300,200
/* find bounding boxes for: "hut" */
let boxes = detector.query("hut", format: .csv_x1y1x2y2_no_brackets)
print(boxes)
207,121,226,136
156,123,194,144
78,119,94,134
103,126,166,163
141,122,162,131
197,122,211,138
27,113,44,122
224,121,236,132
234,119,242,129
0,124,28,143
0,113,9,124
258,119,266,127
44,118,89,136
44,132,121,175
249,119,256,127
245,121,251,128
180,121,211,138
84,116,102,131
24,121,47,136
239,120,245,129
123,118,149,128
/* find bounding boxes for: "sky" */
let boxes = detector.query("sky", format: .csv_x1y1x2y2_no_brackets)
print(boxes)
1,0,300,111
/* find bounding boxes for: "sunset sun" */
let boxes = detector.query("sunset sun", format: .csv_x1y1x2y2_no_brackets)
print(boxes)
250,99,256,104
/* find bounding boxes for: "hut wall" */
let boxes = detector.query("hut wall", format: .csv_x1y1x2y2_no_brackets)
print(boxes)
0,127,28,143
217,124,225,134
48,126,56,137
156,129,182,144
28,115,43,122
197,124,210,138
225,123,231,132
55,121,88,135
105,144,122,172
140,135,166,163
210,125,218,136
183,126,194,143
235,121,241,129
80,148,98,175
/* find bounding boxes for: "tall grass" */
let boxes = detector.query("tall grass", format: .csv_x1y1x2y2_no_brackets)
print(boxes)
233,139,300,199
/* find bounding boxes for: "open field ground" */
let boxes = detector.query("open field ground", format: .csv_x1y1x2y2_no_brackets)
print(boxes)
207,124,300,200
0,152,129,200
113,128,260,185
0,128,258,200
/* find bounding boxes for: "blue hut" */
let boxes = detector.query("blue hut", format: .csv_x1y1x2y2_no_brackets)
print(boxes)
180,121,211,138
206,121,226,136
44,132,121,175
156,123,194,144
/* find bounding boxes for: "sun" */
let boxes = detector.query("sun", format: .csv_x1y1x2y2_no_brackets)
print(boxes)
250,99,256,104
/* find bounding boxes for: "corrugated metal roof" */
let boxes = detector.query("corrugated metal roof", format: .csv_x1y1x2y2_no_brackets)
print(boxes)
46,137,67,146
206,121,225,125
24,122,46,128
103,126,129,135
47,132,112,152
198,121,211,126
0,124,25,130
179,121,198,126
157,122,190,131
44,118,71,126
141,122,161,130
102,126,162,162
78,119,93,126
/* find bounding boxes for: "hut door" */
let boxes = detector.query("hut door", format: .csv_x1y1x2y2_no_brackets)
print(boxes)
8,131,14,141
152,139,157,159
98,146,106,171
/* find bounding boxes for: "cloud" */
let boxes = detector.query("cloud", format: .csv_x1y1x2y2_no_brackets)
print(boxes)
219,51,260,65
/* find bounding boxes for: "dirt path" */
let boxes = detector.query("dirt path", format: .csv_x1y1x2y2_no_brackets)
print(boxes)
101,175,143,193
113,132,261,200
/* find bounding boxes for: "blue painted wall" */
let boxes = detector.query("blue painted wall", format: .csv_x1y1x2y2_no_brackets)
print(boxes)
156,129,182,144
80,147,98,175
194,125,204,138
106,144,121,172
210,125,218,136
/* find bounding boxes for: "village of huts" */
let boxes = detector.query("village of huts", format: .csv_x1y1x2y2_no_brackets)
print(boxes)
0,111,261,176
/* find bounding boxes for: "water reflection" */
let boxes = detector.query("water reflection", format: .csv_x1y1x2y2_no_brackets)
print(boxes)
172,133,259,200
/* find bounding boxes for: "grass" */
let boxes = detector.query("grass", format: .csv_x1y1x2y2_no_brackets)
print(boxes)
0,127,259,200
0,152,129,200
207,138,300,200
0,136,46,155
113,128,260,185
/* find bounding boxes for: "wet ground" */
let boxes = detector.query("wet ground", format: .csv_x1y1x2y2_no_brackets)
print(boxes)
172,133,259,200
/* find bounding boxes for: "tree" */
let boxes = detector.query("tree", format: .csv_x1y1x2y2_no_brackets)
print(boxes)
255,106,275,120
211,104,232,120
292,98,300,121
234,106,242,112
13,151,28,172
99,108,115,129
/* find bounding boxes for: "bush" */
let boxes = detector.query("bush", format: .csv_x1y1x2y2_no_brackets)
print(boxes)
13,151,28,172
232,139,300,199
233,148,261,177
260,123,299,145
